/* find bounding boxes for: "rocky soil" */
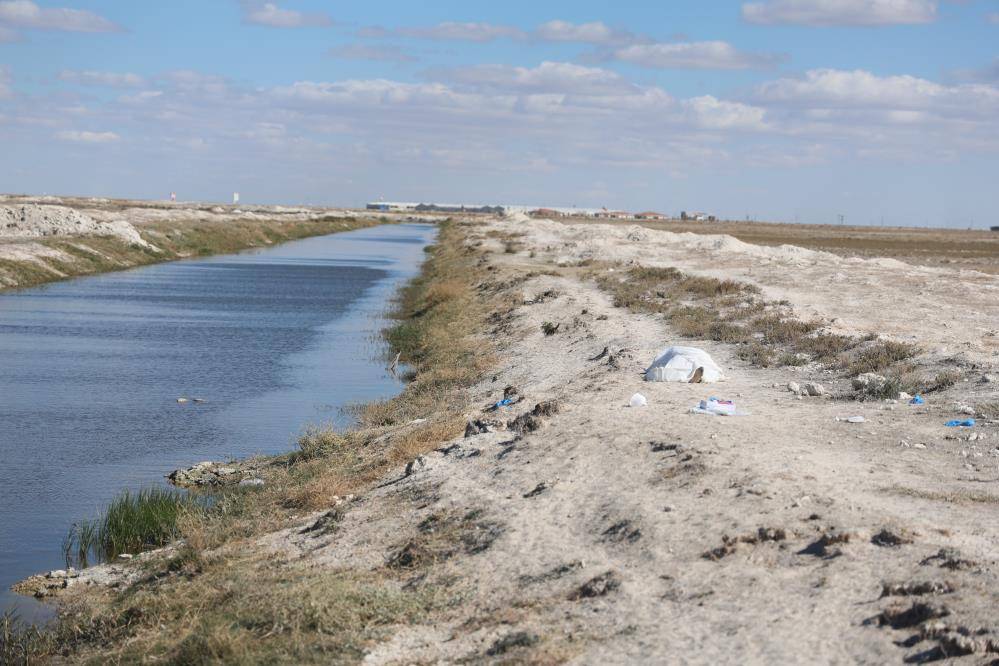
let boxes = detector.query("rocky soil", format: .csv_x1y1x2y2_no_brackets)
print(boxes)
0,203,154,248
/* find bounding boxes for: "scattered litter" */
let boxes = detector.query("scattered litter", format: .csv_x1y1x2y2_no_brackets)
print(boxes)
492,398,515,410
690,397,748,416
645,346,723,383
629,393,648,408
837,416,867,424
945,419,975,428
238,478,265,488
956,404,976,416
910,395,925,405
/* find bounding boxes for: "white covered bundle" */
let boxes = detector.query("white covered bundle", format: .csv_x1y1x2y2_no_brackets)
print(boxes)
644,346,724,383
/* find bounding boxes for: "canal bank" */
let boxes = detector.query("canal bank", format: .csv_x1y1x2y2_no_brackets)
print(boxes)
1,222,438,624
0,198,407,292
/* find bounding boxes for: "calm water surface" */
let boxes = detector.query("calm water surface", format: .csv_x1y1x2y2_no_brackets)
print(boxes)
0,223,436,621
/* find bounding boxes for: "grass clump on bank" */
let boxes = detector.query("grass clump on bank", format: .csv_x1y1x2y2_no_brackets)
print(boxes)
64,487,201,568
2,612,44,666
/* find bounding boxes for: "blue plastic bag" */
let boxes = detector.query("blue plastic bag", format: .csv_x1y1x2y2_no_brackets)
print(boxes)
945,419,975,428
909,395,924,405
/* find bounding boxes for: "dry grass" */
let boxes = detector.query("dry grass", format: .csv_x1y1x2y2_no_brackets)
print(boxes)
882,485,999,506
847,340,921,375
594,264,938,395
975,401,999,419
50,559,450,665
596,265,862,369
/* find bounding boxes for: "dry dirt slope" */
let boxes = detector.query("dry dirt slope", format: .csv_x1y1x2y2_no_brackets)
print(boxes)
249,218,998,664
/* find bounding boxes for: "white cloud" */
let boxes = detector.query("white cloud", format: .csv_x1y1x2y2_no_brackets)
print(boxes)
612,41,781,70
742,0,938,26
682,96,769,129
431,61,637,95
55,130,120,143
59,70,144,88
0,0,120,32
328,44,416,63
756,68,999,112
0,23,19,41
742,0,937,26
533,20,635,44
398,22,525,42
240,2,332,28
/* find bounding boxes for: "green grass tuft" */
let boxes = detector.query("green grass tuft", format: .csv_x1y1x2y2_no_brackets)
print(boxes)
64,487,201,568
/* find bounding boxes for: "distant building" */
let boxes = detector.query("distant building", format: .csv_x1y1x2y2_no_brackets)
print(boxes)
680,211,715,222
365,202,504,214
634,211,668,221
529,208,566,218
594,210,631,220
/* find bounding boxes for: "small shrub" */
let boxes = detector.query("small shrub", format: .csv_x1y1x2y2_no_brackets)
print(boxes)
296,423,354,462
857,375,904,401
668,305,716,338
751,315,820,345
542,322,560,336
708,321,750,344
778,352,809,367
849,340,920,375
924,369,961,392
975,401,999,418
794,333,855,361
738,342,775,367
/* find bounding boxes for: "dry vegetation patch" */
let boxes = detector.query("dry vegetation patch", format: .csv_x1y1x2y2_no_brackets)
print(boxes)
592,264,954,396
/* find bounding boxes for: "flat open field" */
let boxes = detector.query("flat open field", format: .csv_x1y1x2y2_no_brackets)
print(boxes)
564,217,999,274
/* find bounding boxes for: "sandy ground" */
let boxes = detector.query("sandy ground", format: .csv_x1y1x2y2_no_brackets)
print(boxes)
233,217,998,664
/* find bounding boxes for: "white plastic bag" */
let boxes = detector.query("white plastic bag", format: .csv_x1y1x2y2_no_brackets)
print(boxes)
645,346,724,383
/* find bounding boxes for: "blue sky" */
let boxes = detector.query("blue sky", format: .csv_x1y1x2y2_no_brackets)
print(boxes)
1,0,997,226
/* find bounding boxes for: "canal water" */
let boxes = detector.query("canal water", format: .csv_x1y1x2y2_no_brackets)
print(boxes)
0,223,436,622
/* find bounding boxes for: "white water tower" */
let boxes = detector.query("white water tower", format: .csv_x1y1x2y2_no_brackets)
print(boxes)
233,192,240,205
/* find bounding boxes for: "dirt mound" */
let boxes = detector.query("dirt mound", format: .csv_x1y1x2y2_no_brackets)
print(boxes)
0,204,154,249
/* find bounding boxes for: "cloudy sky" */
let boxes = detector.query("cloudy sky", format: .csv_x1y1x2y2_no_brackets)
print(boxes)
1,0,997,226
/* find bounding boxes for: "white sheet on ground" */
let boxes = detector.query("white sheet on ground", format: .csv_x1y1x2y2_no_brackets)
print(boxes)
645,346,724,383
